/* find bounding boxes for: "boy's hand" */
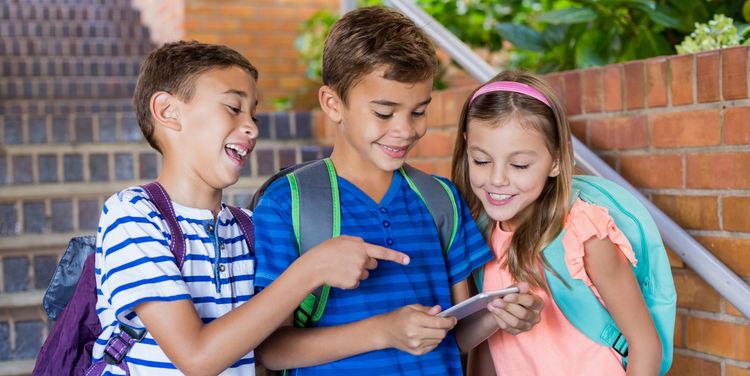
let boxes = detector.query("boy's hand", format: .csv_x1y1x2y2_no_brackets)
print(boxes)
304,235,410,290
378,304,456,356
486,282,543,335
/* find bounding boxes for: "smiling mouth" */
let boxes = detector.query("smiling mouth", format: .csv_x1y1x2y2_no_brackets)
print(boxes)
225,143,251,164
489,193,512,200
378,143,409,158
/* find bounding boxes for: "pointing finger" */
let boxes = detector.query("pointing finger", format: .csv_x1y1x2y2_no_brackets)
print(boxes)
365,244,410,265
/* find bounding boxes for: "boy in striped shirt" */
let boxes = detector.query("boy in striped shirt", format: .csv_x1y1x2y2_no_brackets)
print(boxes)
93,41,409,376
253,7,543,375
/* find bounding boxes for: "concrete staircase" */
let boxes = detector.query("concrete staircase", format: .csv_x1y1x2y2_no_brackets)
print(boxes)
0,1,327,373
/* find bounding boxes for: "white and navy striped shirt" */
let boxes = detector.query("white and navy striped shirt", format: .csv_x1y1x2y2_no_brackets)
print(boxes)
93,187,256,375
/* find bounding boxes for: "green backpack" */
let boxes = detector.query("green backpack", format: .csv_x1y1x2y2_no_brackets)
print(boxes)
472,175,676,375
250,158,459,327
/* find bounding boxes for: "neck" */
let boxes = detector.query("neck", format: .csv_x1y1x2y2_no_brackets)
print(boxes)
157,159,223,216
329,148,393,203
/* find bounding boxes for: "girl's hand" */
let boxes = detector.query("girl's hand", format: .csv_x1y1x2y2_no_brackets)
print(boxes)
486,282,543,335
377,304,457,355
302,235,410,290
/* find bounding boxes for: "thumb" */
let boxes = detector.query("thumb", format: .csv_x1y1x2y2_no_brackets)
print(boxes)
426,305,442,316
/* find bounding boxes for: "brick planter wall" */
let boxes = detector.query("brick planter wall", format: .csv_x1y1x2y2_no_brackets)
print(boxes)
315,47,750,375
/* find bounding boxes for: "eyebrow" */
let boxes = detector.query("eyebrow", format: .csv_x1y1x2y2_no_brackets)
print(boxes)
370,97,432,107
223,89,247,98
468,145,538,157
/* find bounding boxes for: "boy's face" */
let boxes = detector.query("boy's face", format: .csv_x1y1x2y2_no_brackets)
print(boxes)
173,66,258,190
329,67,433,173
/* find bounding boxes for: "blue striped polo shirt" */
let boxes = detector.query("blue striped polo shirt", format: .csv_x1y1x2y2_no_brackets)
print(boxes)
93,187,256,375
254,171,492,375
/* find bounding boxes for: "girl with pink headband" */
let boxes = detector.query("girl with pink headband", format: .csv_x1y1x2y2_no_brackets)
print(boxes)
451,71,664,375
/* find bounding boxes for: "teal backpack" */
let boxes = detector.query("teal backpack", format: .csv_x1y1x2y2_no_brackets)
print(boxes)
250,158,459,327
473,175,676,375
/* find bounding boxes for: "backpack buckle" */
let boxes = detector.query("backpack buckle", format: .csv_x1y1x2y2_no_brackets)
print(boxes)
612,333,629,357
104,325,146,365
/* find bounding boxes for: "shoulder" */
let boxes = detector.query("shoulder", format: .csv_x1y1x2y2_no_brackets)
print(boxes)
256,176,292,205
102,186,158,218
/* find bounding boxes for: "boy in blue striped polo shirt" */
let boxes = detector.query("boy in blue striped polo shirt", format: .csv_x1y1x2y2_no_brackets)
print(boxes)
253,7,543,375
93,41,410,376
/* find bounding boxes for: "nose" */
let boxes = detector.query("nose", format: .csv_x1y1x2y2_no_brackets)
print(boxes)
490,164,508,187
391,114,422,140
243,116,259,140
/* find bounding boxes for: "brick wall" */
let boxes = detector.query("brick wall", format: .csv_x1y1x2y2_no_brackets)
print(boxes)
316,47,750,374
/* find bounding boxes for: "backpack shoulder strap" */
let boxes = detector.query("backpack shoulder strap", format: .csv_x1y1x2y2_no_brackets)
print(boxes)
288,158,337,327
140,182,186,269
399,164,458,254
227,206,254,257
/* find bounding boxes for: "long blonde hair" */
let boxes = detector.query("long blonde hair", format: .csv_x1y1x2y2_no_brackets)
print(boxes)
451,71,574,289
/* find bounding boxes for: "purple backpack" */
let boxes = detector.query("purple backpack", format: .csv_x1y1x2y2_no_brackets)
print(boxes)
33,182,254,376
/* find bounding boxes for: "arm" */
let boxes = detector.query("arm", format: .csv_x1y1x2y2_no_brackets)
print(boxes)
453,280,543,352
583,237,661,376
136,236,410,376
256,303,456,370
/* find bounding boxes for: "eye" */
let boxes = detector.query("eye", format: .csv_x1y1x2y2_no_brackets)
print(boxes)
412,111,426,118
511,164,529,170
472,159,490,166
251,116,259,123
226,105,242,114
374,112,393,119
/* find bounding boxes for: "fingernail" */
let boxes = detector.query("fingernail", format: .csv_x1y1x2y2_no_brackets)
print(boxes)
403,256,410,265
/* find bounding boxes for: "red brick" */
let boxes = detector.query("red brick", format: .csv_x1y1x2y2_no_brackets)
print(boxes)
620,154,682,188
673,270,722,312
416,130,455,158
722,46,748,100
442,88,472,130
695,236,750,277
727,365,750,376
669,54,694,106
426,91,445,128
563,71,582,115
686,152,750,189
667,353,721,376
651,110,721,148
433,159,452,179
725,106,750,145
646,58,668,107
696,51,721,103
624,61,645,110
652,194,719,230
603,65,623,111
589,115,648,150
723,196,750,232
674,312,685,347
686,316,750,361
581,68,602,113
666,247,685,268
569,120,587,141
406,160,437,175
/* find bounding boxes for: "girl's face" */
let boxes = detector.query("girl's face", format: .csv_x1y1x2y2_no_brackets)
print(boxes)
466,117,559,231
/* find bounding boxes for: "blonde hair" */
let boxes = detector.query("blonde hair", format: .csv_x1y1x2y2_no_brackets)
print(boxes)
451,71,574,289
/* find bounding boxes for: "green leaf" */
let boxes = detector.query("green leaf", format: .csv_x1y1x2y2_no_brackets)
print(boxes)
574,29,608,67
537,7,597,25
647,5,683,29
495,23,548,52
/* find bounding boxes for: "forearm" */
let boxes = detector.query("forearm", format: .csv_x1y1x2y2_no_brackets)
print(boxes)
257,315,386,370
454,311,498,352
624,334,662,376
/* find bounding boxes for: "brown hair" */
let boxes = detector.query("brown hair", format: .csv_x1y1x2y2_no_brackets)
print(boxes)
133,40,258,152
322,6,437,103
451,71,574,290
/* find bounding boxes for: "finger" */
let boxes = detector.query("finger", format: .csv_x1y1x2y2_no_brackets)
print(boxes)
426,305,442,316
365,257,378,270
360,270,369,281
493,300,538,323
364,244,410,265
423,315,457,330
488,304,530,332
504,292,544,312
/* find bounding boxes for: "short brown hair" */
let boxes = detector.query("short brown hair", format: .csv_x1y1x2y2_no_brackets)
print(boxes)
322,6,437,103
133,41,258,151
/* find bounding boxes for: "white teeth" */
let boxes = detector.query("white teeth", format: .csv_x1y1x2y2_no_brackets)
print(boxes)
382,145,404,152
489,193,512,200
226,144,247,158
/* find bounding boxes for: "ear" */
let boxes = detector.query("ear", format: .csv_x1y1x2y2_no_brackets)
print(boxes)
549,158,560,178
318,85,343,124
150,91,181,131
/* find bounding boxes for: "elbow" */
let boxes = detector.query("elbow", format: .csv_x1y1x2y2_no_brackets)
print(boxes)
255,342,283,371
171,353,219,376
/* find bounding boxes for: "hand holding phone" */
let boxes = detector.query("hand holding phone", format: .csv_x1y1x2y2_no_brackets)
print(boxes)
437,286,521,320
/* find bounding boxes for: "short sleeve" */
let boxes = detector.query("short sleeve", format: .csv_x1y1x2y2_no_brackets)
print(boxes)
252,178,298,292
96,188,191,329
437,177,494,286
562,199,638,288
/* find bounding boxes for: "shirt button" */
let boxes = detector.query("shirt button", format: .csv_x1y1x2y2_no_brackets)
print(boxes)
382,220,390,228
219,264,226,272
386,238,394,246
207,224,215,232
379,207,387,213
220,243,225,250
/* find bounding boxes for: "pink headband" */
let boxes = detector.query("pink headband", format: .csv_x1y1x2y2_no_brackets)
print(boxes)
469,81,551,108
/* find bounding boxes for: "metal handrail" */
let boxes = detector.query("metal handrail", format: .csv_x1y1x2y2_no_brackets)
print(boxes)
385,0,750,319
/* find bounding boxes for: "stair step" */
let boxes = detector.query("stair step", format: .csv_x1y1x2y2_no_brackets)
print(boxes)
0,37,154,57
0,76,137,100
1,2,141,22
0,98,134,115
0,20,150,38
1,56,143,78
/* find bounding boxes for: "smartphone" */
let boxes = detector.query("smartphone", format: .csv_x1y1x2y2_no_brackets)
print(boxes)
437,286,521,320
